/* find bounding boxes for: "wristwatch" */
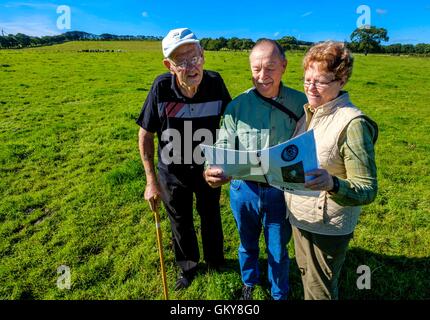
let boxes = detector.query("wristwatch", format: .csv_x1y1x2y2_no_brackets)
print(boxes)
330,176,340,194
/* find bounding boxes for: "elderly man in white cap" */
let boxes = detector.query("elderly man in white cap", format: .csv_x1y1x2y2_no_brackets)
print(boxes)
136,28,231,290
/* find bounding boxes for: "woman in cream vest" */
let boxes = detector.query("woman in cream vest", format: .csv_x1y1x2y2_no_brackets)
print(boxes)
286,41,378,300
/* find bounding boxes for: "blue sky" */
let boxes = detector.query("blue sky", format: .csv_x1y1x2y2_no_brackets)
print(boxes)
1,0,430,44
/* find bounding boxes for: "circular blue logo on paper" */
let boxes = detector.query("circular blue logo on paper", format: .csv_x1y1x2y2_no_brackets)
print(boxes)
281,144,299,162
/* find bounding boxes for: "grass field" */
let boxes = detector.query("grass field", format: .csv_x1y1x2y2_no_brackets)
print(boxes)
0,41,429,300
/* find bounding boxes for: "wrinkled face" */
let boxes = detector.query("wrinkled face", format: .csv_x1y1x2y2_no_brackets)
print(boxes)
250,44,287,98
165,43,204,89
304,62,345,108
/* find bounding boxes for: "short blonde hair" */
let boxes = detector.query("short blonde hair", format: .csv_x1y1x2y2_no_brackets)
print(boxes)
303,41,354,82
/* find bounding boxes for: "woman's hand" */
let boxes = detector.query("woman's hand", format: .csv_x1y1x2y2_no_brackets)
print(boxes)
304,169,334,191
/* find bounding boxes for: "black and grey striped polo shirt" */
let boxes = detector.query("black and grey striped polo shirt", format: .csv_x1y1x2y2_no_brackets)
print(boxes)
136,70,231,171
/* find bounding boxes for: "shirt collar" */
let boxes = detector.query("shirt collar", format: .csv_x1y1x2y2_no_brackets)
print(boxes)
302,91,350,129
303,91,350,116
268,82,287,103
170,73,183,99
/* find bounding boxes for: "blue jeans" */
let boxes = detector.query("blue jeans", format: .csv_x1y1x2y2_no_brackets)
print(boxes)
230,180,292,300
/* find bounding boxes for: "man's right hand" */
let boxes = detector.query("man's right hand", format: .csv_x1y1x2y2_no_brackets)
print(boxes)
204,167,232,188
144,182,162,211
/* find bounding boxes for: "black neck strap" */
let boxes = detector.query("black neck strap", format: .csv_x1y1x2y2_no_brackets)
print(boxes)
252,88,299,122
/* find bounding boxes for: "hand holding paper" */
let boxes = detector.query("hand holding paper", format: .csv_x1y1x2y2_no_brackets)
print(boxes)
201,130,321,196
304,169,334,191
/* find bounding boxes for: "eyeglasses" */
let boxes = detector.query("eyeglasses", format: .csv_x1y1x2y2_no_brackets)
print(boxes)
303,78,338,89
169,55,203,71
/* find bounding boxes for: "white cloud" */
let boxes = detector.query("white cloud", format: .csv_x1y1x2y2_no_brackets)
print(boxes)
376,9,388,15
274,31,280,37
142,11,148,18
2,2,58,9
0,16,59,36
301,11,312,18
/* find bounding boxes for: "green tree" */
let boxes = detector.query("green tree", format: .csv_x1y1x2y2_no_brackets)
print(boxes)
239,38,254,50
279,36,297,45
384,43,402,54
205,38,222,51
227,37,240,50
218,37,227,49
415,43,430,55
199,38,210,50
14,33,32,47
6,34,18,48
350,26,389,55
401,44,415,54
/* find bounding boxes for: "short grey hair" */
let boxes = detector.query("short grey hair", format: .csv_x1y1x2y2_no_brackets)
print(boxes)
251,38,285,60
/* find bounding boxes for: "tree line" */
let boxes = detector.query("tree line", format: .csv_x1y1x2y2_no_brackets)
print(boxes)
199,36,313,52
200,29,430,56
0,31,162,49
1,28,430,56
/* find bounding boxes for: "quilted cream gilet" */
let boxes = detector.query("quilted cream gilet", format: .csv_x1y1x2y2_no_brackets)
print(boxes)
285,92,365,235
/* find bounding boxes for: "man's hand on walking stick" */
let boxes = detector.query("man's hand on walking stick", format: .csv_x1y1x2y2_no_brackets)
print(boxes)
145,181,161,212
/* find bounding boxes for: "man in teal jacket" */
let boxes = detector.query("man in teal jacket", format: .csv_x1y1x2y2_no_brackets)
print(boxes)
204,39,307,300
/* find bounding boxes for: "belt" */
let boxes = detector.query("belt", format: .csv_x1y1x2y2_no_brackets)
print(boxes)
245,180,271,188
164,164,202,173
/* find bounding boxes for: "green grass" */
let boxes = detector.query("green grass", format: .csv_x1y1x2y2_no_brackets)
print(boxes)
0,41,429,300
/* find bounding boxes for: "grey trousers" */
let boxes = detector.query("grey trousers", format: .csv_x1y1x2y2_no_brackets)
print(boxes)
292,226,353,300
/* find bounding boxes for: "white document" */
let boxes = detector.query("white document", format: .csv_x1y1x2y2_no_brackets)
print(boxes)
201,130,320,196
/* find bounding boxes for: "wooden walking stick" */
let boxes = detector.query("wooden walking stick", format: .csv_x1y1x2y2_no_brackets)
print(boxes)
150,199,169,300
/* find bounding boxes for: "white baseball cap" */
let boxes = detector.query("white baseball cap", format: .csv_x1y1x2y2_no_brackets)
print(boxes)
162,28,200,58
